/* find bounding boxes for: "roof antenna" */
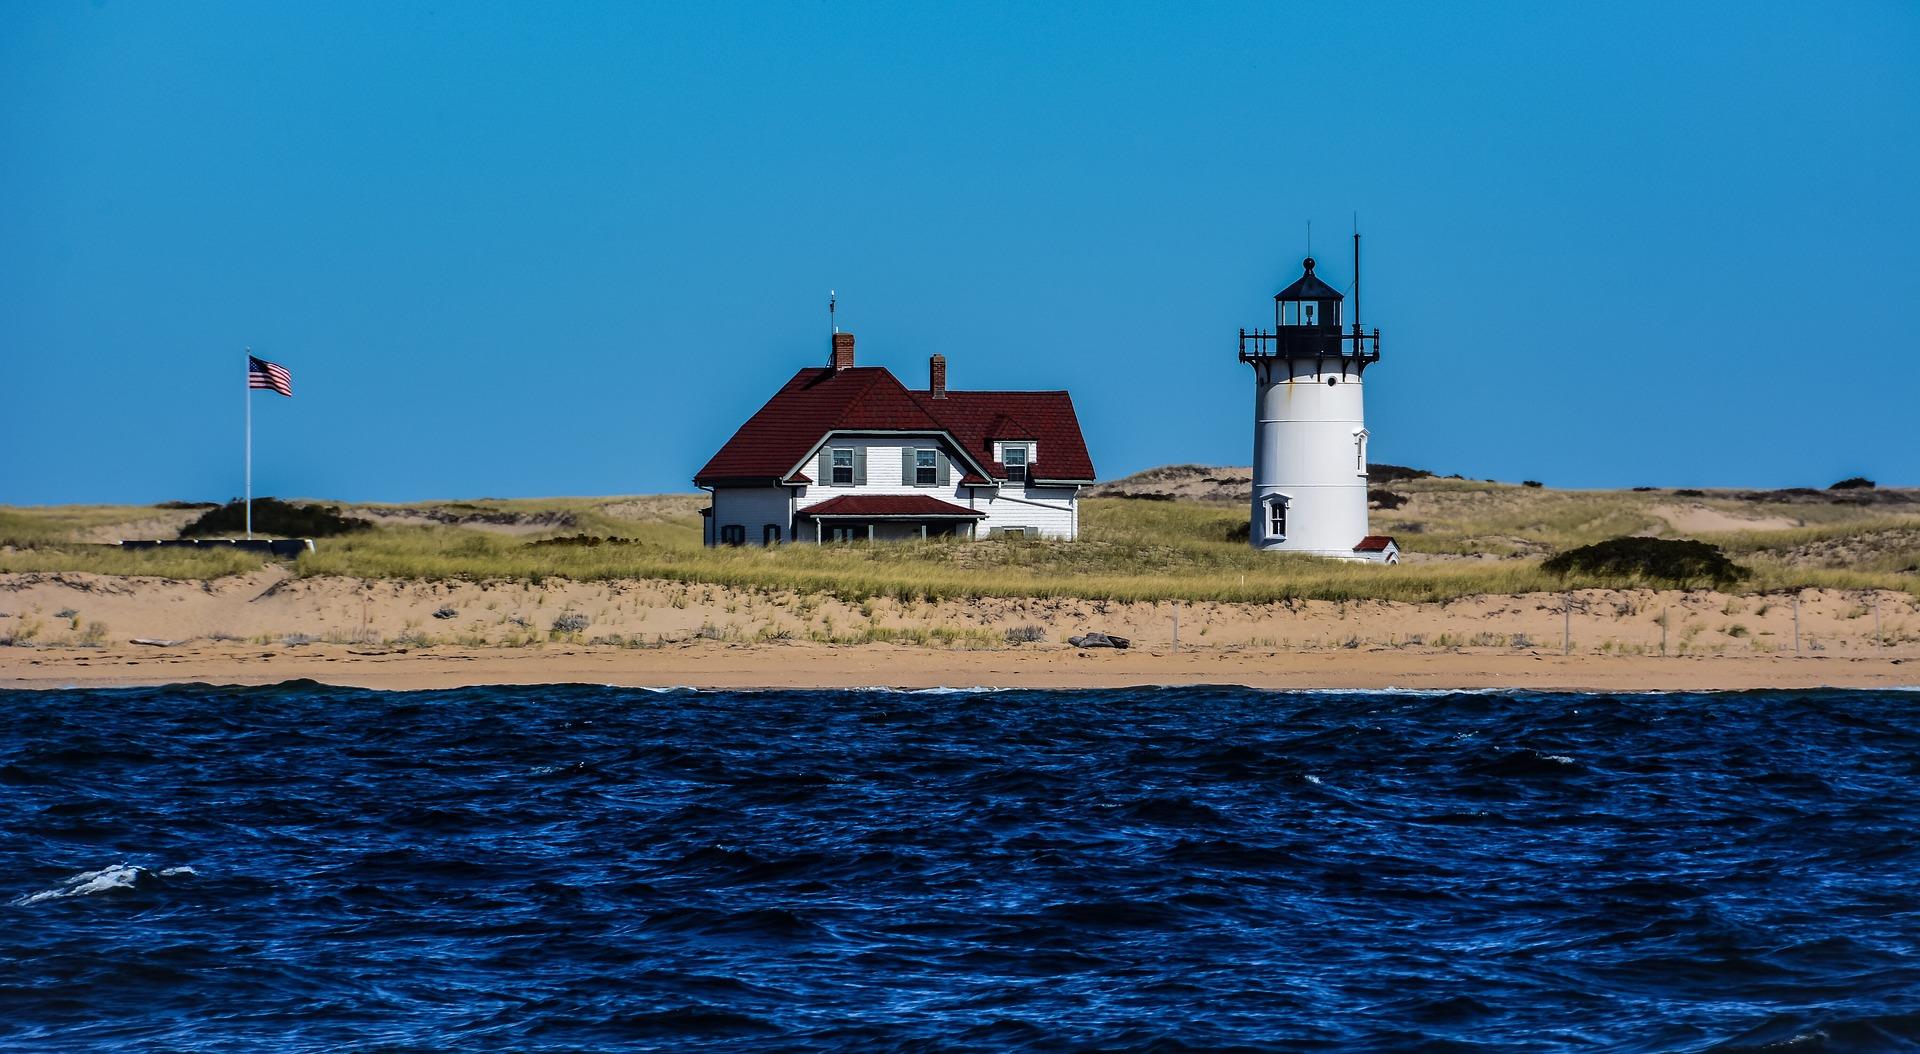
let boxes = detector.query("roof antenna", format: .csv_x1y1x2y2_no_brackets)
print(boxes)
1352,214,1361,336
1305,220,1312,259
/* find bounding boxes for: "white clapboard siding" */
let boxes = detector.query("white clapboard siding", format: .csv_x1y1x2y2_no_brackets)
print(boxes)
971,484,1077,539
709,487,794,545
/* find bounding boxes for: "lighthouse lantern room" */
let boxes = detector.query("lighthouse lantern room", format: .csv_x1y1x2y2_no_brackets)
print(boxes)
1238,234,1392,562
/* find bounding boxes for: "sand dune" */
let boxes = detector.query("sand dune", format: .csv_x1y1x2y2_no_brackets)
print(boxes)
3,571,1911,691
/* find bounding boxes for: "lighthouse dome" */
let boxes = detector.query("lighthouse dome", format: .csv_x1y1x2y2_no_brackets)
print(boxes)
1273,257,1344,302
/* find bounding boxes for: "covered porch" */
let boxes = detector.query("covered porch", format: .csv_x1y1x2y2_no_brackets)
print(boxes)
799,495,985,543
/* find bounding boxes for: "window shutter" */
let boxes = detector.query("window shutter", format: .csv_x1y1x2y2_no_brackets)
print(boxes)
818,449,831,487
901,447,915,485
853,446,867,486
936,451,951,487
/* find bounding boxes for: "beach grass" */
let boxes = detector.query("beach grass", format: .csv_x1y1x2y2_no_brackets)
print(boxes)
3,483,1915,601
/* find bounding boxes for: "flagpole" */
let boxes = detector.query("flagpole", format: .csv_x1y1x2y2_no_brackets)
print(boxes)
244,348,253,540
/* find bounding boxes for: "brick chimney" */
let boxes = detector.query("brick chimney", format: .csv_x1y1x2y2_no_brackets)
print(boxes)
929,354,947,399
830,332,855,371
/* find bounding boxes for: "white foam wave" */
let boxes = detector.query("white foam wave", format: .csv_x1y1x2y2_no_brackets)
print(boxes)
13,863,194,906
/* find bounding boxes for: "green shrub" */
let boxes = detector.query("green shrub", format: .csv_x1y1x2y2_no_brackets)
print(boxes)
1542,537,1749,587
1829,477,1876,491
1368,464,1432,484
180,498,371,538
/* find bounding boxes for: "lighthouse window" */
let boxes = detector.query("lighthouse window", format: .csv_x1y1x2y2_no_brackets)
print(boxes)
1268,498,1287,539
1327,377,1337,386
1355,430,1369,474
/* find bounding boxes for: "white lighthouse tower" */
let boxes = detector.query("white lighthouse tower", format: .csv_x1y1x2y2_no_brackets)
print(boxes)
1239,236,1389,561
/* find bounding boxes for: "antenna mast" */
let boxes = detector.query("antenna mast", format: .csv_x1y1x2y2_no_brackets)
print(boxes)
1352,225,1361,336
829,290,837,334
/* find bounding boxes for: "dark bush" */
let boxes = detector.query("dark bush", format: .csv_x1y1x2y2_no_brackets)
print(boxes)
179,498,371,538
1522,480,1544,488
1829,477,1876,490
527,534,631,548
1225,521,1251,543
154,500,219,510
1369,464,1433,484
1631,486,1655,492
1672,488,1705,497
1368,489,1407,510
1109,491,1174,501
1542,537,1749,587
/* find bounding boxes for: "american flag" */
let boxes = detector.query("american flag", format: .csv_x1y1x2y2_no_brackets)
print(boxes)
248,355,292,397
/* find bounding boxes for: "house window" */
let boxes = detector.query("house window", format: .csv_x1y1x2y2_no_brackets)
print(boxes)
915,449,937,487
828,525,859,543
999,527,1027,539
1267,499,1287,539
719,524,746,546
1003,444,1028,484
831,448,854,486
763,524,781,545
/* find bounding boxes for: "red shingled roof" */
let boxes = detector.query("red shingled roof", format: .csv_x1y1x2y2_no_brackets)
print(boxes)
695,363,1094,487
800,495,985,519
1354,536,1397,552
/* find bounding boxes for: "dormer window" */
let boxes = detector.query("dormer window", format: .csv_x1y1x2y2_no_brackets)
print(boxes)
915,448,937,487
1003,444,1028,484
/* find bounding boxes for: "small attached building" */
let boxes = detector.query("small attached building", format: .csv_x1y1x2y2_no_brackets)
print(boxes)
695,333,1095,545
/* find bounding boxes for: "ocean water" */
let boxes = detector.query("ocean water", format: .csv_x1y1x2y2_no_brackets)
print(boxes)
3,685,1919,1052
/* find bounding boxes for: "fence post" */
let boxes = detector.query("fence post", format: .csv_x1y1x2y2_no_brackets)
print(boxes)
1661,607,1668,657
1172,601,1180,654
1563,592,1571,656
1875,595,1882,653
1793,593,1801,656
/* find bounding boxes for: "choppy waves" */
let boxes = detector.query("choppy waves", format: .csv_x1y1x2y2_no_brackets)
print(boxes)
3,683,1919,1051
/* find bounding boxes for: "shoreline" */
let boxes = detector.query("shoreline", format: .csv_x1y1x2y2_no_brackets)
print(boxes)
3,641,1912,692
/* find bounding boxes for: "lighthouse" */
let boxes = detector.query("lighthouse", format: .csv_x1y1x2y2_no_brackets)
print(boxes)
1238,236,1391,561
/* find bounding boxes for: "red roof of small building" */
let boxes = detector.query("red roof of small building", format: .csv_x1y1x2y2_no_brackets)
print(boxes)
695,363,1094,487
799,495,985,518
1354,535,1398,552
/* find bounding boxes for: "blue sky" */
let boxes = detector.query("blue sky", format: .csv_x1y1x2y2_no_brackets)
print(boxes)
4,2,1916,504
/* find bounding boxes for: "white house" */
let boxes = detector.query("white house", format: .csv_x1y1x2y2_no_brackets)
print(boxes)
696,332,1095,545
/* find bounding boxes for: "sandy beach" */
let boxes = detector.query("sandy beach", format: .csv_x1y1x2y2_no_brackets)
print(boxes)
3,639,1914,692
3,570,1911,691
